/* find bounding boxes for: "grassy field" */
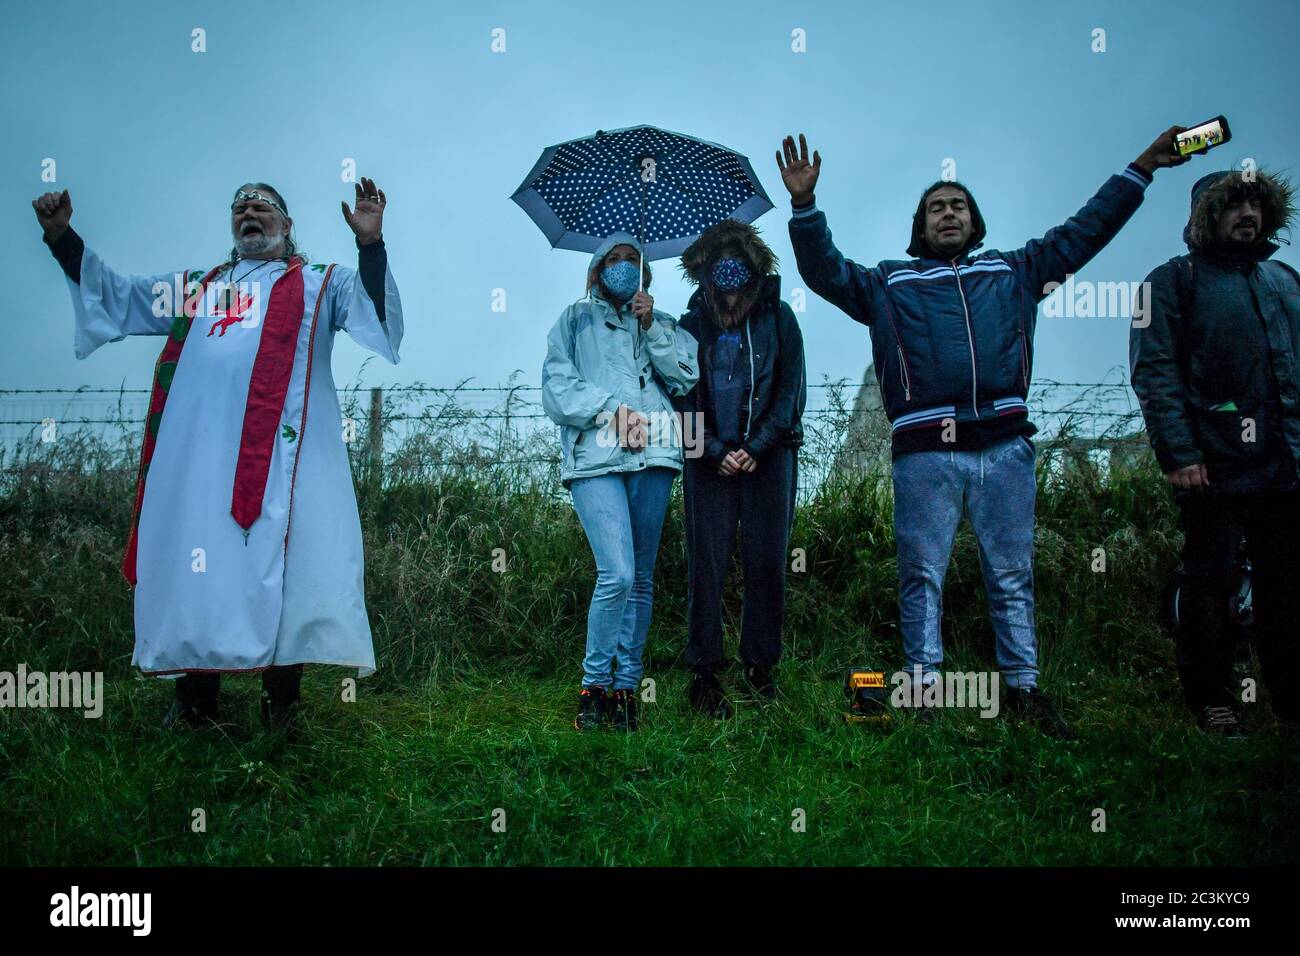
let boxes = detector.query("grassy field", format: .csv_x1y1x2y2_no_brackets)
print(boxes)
2,426,1297,866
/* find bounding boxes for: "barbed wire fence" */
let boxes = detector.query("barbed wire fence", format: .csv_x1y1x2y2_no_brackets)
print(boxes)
0,375,1153,500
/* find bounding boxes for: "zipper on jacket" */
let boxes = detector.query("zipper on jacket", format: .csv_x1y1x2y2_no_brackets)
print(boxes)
744,320,756,440
1017,285,1030,390
896,345,911,401
952,261,980,417
879,284,912,403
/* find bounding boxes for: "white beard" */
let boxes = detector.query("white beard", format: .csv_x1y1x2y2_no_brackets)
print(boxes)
234,227,286,258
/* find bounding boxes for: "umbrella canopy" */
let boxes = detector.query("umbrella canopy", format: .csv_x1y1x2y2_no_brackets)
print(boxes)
511,124,774,261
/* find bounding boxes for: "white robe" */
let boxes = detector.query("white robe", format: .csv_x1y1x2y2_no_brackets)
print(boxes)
67,247,403,677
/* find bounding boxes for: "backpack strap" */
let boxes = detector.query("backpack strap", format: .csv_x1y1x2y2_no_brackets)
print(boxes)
1171,255,1197,320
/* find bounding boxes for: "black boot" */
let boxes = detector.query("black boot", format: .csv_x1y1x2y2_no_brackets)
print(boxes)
1197,704,1248,738
163,672,220,728
689,671,732,718
574,685,609,731
743,665,776,701
609,689,639,732
260,664,304,734
1005,687,1077,740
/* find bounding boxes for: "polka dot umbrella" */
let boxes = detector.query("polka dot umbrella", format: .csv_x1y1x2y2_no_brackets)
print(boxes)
511,124,775,270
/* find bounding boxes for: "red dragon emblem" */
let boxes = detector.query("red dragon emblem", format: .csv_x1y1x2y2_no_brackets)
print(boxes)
207,289,256,337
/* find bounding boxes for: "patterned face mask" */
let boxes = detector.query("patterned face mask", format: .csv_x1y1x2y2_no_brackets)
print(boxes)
711,257,752,291
600,259,641,302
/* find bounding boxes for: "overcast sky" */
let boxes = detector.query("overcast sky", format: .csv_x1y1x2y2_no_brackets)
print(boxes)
5,0,1297,403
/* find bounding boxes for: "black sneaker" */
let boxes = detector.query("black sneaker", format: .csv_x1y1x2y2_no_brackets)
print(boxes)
574,685,609,731
743,665,776,700
609,689,639,732
689,671,732,718
1197,704,1247,738
1005,687,1077,740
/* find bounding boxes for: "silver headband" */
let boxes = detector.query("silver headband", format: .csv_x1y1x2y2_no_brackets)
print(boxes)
231,189,287,217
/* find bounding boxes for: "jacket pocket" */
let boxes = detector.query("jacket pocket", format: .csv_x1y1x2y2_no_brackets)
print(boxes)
561,425,579,469
1189,400,1271,464
896,345,912,402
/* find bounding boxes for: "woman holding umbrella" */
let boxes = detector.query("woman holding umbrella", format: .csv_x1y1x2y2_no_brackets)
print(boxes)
675,220,806,716
542,232,699,732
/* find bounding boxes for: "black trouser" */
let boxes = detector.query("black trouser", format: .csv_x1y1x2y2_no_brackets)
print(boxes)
175,665,304,709
683,444,797,673
1176,489,1300,718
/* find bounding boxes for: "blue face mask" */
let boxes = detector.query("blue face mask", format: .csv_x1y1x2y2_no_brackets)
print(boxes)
600,259,641,302
711,257,751,291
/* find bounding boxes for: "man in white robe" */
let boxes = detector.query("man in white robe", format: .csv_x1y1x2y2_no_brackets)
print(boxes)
32,178,403,730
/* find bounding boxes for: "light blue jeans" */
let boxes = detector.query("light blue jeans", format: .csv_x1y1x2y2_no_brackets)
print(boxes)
569,467,676,690
891,435,1039,689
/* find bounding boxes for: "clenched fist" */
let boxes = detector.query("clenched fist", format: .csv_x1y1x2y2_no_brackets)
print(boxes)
33,189,73,243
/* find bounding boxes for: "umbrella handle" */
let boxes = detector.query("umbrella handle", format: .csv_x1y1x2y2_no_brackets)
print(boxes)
639,171,647,293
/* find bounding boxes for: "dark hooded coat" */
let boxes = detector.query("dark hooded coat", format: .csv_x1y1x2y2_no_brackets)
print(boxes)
1130,170,1300,489
675,220,806,463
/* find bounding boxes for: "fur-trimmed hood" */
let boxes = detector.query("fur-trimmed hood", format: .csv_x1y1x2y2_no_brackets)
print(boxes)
679,219,778,284
1184,169,1295,254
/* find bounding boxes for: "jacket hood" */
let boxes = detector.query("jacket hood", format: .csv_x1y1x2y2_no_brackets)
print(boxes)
586,231,644,294
684,274,783,331
907,181,987,260
679,219,779,285
1184,168,1295,257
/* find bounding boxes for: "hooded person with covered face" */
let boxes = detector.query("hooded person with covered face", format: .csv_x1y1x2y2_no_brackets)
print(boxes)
541,233,699,732
1130,168,1300,735
674,220,806,715
780,127,1194,738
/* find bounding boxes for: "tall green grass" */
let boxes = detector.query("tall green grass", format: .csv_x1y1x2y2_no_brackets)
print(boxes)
0,404,1296,866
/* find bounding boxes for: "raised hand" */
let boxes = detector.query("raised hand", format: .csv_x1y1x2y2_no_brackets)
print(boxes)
1135,125,1191,175
776,134,821,206
340,176,386,244
33,189,73,242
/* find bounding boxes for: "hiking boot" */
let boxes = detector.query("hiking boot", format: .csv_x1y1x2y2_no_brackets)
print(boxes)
743,665,776,700
1005,687,1077,740
609,688,639,732
1198,704,1247,738
689,671,732,718
574,685,609,731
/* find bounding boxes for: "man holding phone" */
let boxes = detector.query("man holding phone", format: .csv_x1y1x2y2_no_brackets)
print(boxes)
1130,165,1300,735
780,126,1191,737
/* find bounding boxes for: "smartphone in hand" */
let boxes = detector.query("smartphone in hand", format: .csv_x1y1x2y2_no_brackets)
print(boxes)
1175,116,1232,158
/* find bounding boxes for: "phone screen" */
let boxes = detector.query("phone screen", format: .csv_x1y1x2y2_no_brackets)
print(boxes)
1175,117,1229,157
